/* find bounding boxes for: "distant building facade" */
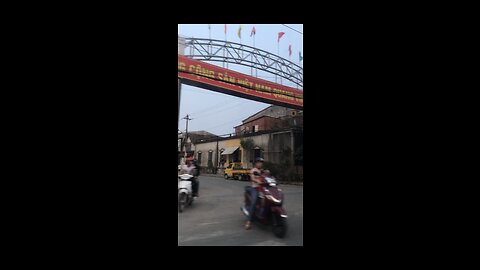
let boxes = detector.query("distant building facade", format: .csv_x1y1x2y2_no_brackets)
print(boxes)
178,130,217,165
234,105,303,135
194,128,303,179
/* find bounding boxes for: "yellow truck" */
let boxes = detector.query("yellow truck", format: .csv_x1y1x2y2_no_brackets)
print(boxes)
224,162,251,181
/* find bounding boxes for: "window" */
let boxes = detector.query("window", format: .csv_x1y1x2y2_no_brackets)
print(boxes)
233,149,241,162
252,125,256,133
197,152,202,165
254,149,262,160
208,151,213,167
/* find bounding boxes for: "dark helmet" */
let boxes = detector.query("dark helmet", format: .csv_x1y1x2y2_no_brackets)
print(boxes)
255,157,264,162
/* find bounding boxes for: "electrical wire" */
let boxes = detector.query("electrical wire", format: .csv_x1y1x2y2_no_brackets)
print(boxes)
192,100,250,119
201,108,260,131
188,99,244,118
281,24,303,35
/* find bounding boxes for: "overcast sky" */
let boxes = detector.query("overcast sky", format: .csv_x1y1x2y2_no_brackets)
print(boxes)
178,24,303,136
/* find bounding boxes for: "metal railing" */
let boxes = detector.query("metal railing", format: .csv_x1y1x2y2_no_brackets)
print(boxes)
183,38,303,89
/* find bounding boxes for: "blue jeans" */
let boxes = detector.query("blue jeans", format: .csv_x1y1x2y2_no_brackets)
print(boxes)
247,187,259,222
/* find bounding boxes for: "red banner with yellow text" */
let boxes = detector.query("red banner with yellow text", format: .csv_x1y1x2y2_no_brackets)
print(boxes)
178,54,303,110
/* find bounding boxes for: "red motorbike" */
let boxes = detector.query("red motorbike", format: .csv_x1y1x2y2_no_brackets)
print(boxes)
241,172,288,238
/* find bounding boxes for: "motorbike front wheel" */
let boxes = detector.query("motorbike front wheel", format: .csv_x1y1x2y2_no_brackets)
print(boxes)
178,193,186,213
272,216,287,238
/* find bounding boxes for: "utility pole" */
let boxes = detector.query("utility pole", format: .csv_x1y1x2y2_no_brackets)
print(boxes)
182,114,193,163
215,136,219,174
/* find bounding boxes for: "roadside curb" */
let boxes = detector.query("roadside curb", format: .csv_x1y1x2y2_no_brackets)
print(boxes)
201,174,303,186
201,174,223,178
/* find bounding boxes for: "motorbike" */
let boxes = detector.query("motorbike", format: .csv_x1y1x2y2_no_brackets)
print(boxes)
241,172,288,238
178,174,195,213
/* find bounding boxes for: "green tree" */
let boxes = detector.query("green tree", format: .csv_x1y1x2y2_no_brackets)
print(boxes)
240,138,255,164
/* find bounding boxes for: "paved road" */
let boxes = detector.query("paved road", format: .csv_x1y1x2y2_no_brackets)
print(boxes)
178,176,303,246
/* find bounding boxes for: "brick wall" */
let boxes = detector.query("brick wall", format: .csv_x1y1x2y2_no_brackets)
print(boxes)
235,116,284,135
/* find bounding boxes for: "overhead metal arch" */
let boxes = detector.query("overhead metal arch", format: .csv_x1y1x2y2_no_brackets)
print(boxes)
184,38,303,89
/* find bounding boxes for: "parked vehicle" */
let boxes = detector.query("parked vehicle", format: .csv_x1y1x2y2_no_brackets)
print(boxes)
224,162,250,181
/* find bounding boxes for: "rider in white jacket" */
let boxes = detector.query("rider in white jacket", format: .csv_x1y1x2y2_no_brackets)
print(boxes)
179,157,199,197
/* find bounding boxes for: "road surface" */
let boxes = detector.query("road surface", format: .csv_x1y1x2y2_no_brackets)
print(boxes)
178,175,303,246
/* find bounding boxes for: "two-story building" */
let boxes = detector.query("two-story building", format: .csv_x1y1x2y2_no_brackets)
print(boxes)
234,105,303,135
193,105,303,178
178,130,217,165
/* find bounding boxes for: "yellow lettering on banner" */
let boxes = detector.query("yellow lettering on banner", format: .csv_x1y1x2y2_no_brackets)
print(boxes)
208,70,215,79
189,65,195,73
178,62,186,71
195,65,202,77
221,72,229,82
237,78,251,91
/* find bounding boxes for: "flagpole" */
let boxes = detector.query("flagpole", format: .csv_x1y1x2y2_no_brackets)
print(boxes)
251,29,254,76
254,34,257,77
276,40,279,83
223,24,226,68
241,35,243,60
208,24,211,54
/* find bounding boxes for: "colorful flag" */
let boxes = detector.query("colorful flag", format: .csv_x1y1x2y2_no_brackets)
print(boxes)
289,45,292,56
250,27,256,37
224,24,227,34
278,32,285,42
299,51,303,62
237,25,242,39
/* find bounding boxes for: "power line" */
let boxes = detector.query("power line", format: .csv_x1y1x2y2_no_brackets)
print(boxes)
281,24,303,35
193,100,249,119
189,99,244,118
202,108,258,131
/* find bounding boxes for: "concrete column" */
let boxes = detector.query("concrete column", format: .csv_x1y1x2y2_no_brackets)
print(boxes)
290,130,295,166
178,79,181,122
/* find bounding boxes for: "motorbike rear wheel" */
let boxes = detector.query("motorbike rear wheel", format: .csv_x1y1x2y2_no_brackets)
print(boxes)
188,196,193,206
178,193,186,213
